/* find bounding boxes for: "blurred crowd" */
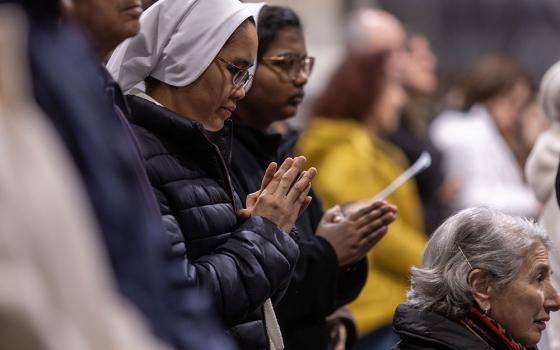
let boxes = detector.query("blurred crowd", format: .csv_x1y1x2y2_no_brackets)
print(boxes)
2,0,560,350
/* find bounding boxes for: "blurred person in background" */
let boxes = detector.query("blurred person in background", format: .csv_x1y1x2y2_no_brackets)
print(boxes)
526,60,560,350
231,4,397,349
345,8,406,56
10,0,236,348
520,97,551,163
0,4,168,349
297,48,427,350
346,8,456,235
344,8,406,87
107,0,316,348
393,207,560,350
431,56,539,217
388,33,458,235
377,0,560,83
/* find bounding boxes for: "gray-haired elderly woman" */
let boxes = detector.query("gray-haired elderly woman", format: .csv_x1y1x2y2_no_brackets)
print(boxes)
393,207,560,350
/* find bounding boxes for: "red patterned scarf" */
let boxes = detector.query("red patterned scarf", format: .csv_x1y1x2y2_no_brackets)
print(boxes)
460,307,535,350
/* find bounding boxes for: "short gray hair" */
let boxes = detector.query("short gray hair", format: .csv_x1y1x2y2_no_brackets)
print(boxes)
406,207,550,318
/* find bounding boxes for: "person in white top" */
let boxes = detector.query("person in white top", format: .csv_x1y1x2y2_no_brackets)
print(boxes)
526,60,560,350
431,55,539,217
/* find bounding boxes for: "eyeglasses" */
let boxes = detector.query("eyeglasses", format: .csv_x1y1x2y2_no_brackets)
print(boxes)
216,56,253,88
261,55,315,80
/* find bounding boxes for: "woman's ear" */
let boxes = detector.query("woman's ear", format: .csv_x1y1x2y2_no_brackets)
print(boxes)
468,268,494,313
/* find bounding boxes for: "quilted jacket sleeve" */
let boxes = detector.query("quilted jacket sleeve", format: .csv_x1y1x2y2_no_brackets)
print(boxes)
154,187,300,327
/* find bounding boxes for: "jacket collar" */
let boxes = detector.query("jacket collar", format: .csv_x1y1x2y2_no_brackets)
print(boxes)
232,116,285,165
126,94,234,161
393,304,494,350
98,65,131,116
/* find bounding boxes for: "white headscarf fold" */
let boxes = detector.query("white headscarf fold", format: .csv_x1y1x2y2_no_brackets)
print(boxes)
106,0,251,94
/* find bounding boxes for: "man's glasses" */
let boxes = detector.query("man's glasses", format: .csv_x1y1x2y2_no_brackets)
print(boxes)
261,54,315,80
216,56,253,88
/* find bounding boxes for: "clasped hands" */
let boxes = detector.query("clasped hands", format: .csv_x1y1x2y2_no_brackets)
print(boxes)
317,200,397,267
238,156,316,233
238,156,397,265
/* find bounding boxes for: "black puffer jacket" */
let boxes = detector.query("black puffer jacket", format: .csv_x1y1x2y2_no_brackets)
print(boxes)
231,119,368,350
392,304,494,350
127,96,300,349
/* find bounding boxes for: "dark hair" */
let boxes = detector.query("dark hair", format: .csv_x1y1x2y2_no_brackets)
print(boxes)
257,6,302,61
312,51,389,122
145,75,163,91
142,0,158,10
463,55,534,109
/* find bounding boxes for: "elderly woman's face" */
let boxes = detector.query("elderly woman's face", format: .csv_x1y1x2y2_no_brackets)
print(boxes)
488,243,560,346
172,22,258,131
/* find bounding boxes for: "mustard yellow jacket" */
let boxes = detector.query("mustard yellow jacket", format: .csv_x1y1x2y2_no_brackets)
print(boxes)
296,117,426,335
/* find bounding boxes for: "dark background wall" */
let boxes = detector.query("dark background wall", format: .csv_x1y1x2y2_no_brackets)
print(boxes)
373,0,560,82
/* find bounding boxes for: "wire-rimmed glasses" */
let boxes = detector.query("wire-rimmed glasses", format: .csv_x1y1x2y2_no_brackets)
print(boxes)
261,54,315,80
216,56,253,88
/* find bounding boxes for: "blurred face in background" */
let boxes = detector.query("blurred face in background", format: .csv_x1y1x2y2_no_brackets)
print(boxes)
402,34,438,95
488,78,532,135
240,27,311,130
62,0,142,57
348,9,407,75
371,77,407,134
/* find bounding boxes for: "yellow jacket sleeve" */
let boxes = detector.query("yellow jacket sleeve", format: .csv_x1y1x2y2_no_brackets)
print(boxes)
303,137,425,281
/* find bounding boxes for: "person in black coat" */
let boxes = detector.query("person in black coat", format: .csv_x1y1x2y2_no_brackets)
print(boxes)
19,0,234,349
393,304,496,350
106,1,316,348
231,5,397,349
392,207,560,350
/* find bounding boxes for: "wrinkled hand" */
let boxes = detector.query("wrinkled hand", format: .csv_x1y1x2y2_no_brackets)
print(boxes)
239,156,316,233
317,201,397,266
